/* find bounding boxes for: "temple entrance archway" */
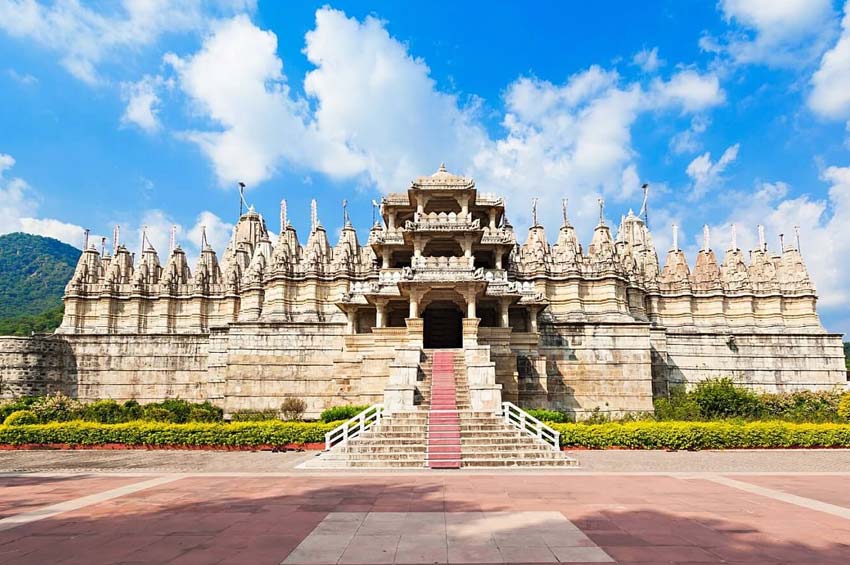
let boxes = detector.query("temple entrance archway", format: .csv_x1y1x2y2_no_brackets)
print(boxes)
423,301,463,349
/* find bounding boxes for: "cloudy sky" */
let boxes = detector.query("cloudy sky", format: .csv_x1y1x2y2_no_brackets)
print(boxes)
1,0,850,335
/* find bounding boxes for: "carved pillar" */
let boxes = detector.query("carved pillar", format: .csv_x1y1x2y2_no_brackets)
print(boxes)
529,305,540,332
460,195,470,217
489,209,496,229
388,213,395,230
408,289,423,319
495,249,504,270
498,298,511,328
346,308,357,334
375,298,387,328
381,249,391,268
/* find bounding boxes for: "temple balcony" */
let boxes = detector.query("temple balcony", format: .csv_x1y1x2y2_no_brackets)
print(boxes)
479,227,516,246
368,229,405,246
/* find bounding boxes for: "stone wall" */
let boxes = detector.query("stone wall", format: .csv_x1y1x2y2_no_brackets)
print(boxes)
479,322,656,418
653,330,847,393
221,321,389,417
0,337,77,398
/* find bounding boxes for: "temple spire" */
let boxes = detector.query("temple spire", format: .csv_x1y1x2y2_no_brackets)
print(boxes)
531,197,539,227
200,225,209,250
758,224,766,251
310,199,319,232
597,197,605,226
730,223,737,250
342,199,350,226
113,225,120,254
280,199,287,233
671,223,679,251
169,225,177,253
100,237,107,256
779,233,785,252
702,224,710,252
83,228,90,251
794,225,801,254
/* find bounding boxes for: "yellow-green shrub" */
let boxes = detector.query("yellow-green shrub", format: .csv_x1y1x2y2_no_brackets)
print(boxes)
3,410,39,426
552,421,850,450
0,420,335,447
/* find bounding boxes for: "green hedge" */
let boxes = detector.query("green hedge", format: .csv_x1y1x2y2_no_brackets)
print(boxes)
0,420,336,447
551,421,850,450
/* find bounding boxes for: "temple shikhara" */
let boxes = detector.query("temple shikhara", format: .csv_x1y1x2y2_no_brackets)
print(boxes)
1,165,845,422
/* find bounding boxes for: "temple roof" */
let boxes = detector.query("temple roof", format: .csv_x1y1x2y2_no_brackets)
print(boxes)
410,163,475,190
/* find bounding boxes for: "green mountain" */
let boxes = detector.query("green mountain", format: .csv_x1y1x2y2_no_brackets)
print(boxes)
0,232,80,336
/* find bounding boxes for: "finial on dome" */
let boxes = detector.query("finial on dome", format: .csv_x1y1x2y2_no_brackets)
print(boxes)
169,225,177,253
757,224,766,251
730,223,737,250
112,225,120,255
200,225,209,250
671,223,679,251
311,199,319,232
438,162,447,173
794,225,801,255
280,200,288,233
561,198,570,227
597,197,605,226
531,197,539,227
342,199,351,226
703,224,710,252
83,228,90,251
779,233,785,252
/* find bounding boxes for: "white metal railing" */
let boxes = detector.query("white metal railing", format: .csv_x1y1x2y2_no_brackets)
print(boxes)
324,404,385,451
500,402,560,452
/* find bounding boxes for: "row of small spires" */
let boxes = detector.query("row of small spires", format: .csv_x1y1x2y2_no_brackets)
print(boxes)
78,197,802,257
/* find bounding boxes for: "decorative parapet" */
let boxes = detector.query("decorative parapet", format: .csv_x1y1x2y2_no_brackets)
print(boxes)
404,211,481,231
368,229,405,246
480,227,516,245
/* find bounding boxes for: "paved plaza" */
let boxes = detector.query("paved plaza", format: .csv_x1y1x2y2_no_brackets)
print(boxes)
0,450,848,563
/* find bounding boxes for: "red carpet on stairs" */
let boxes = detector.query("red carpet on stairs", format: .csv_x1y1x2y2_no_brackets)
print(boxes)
427,351,461,469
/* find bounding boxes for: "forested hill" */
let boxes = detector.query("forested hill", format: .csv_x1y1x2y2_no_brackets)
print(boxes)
0,232,80,335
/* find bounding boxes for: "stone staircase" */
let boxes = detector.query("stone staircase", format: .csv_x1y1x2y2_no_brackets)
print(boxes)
299,349,577,469
426,351,462,469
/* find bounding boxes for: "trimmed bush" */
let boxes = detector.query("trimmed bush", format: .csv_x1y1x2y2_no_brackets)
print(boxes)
82,399,126,424
653,385,701,421
230,409,279,422
123,400,143,421
525,409,571,423
0,420,336,447
690,378,761,420
838,393,850,422
319,405,369,423
552,421,850,450
0,397,37,422
3,410,39,426
31,393,83,423
281,398,307,421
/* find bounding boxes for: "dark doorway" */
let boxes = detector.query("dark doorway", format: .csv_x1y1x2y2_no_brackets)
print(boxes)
423,302,463,348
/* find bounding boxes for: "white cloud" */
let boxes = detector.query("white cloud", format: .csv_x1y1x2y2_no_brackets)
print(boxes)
166,15,322,187
0,153,87,247
187,210,233,255
6,69,37,85
632,47,664,73
121,75,169,132
170,10,725,240
685,143,740,199
0,0,255,84
670,115,710,155
809,1,850,125
648,70,725,112
704,0,838,67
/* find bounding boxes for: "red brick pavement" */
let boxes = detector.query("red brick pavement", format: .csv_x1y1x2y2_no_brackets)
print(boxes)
0,473,848,563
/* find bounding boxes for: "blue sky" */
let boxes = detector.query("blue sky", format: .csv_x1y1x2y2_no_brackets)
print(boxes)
1,0,850,335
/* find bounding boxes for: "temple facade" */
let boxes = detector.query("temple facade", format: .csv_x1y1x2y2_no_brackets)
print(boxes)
0,165,845,417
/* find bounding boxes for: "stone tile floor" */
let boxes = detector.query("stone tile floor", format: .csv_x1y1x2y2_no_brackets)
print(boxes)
0,451,848,563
